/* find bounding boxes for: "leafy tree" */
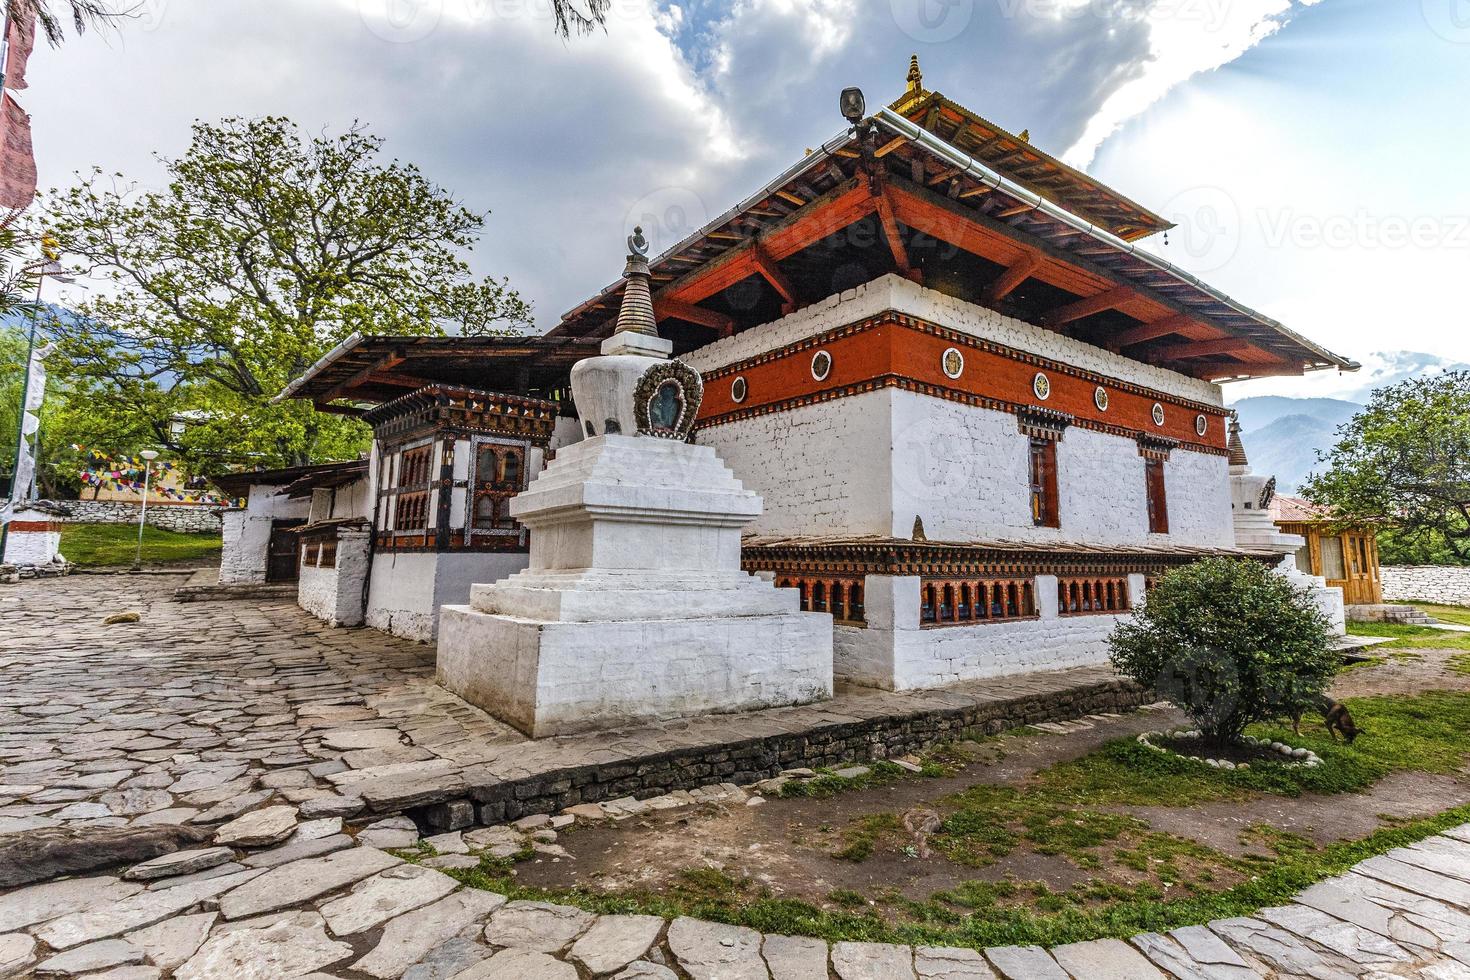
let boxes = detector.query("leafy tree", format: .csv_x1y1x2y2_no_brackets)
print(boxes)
1109,557,1335,749
39,116,531,469
1303,372,1470,564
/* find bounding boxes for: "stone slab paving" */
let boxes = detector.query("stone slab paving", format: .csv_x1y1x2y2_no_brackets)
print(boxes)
2,815,1469,976
0,574,1142,887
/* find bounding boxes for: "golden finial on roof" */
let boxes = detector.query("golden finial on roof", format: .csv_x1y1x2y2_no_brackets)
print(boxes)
1018,129,1030,143
906,54,923,95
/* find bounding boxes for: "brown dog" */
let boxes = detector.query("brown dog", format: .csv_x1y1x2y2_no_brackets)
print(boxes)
1291,695,1361,743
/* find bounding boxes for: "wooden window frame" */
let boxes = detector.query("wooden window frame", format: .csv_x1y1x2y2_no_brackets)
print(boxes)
1029,438,1060,529
1145,458,1169,534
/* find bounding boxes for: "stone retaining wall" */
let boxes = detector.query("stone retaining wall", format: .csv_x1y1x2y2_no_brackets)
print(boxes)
41,499,223,534
1382,565,1470,606
399,676,1151,826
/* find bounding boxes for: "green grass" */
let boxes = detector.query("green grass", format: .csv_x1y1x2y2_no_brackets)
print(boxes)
444,691,1470,951
1347,621,1470,651
59,522,222,567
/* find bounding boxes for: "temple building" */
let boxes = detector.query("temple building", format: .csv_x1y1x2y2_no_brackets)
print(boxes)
273,60,1356,690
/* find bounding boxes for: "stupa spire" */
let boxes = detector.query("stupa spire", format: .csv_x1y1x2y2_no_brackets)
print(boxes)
1227,414,1249,470
614,226,658,338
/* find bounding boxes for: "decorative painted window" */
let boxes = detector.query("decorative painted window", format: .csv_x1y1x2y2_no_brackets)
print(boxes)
1028,438,1060,529
392,444,433,531
1145,458,1169,534
471,442,527,534
777,576,865,626
1058,577,1131,615
921,578,1036,626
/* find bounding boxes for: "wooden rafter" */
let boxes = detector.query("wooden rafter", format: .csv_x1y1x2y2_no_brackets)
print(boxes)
654,297,735,336
1111,314,1207,349
872,187,914,279
314,352,404,405
752,244,798,311
982,253,1041,304
1043,286,1135,326
1146,338,1255,360
874,135,907,158
1193,361,1304,381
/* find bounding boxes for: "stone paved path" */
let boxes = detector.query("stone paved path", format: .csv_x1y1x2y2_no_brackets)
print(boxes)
6,576,1470,976
3,804,1470,978
0,576,1141,855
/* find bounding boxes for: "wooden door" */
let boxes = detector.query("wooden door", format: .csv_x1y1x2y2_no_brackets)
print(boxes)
266,519,305,583
1340,532,1381,605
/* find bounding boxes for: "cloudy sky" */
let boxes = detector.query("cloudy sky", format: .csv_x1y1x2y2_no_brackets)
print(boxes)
23,0,1470,402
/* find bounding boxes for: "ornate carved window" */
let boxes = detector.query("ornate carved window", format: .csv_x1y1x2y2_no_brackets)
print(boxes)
922,577,1036,626
1058,577,1131,615
391,444,433,532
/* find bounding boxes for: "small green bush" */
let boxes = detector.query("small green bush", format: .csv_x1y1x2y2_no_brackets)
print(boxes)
1109,557,1334,749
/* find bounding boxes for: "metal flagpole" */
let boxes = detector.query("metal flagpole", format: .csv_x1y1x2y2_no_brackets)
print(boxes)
0,271,43,560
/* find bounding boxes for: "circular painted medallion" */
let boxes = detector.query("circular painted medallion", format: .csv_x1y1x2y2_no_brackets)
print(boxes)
1196,413,1208,437
1094,386,1109,411
1033,372,1051,401
1152,402,1166,427
942,347,965,380
731,376,748,404
811,349,832,382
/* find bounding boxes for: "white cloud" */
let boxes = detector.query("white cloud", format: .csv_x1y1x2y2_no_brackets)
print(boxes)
1060,0,1314,167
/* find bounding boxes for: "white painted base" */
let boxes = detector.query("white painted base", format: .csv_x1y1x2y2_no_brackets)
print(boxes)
833,573,1146,691
436,430,833,736
437,604,833,737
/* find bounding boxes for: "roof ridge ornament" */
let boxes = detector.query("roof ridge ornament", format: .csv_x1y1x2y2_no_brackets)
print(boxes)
906,54,922,95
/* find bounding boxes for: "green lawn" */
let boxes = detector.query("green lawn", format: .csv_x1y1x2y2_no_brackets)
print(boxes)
59,522,222,567
1347,620,1470,651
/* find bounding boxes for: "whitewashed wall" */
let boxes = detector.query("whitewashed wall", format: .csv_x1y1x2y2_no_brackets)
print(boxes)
2,509,63,566
366,551,529,642
218,485,308,584
835,573,1147,689
888,391,1232,548
697,390,893,538
298,529,371,627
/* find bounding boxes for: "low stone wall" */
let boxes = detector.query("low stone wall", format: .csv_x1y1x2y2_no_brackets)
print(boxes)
391,675,1152,825
41,499,223,535
1382,565,1470,606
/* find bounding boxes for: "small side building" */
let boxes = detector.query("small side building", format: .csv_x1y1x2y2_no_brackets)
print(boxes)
210,464,352,585
1271,494,1383,606
277,462,371,627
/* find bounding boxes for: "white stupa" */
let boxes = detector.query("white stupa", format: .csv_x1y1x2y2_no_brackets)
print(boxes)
1228,416,1345,634
436,229,833,737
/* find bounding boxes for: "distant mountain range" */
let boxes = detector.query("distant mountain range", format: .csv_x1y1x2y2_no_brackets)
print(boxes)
1231,396,1364,494
1228,350,1470,494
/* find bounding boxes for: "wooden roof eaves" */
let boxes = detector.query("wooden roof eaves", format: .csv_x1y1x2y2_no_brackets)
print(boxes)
894,90,1173,241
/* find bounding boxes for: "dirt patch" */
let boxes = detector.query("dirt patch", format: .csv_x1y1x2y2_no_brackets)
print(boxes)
506,662,1470,929
1118,771,1470,858
1332,647,1470,697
